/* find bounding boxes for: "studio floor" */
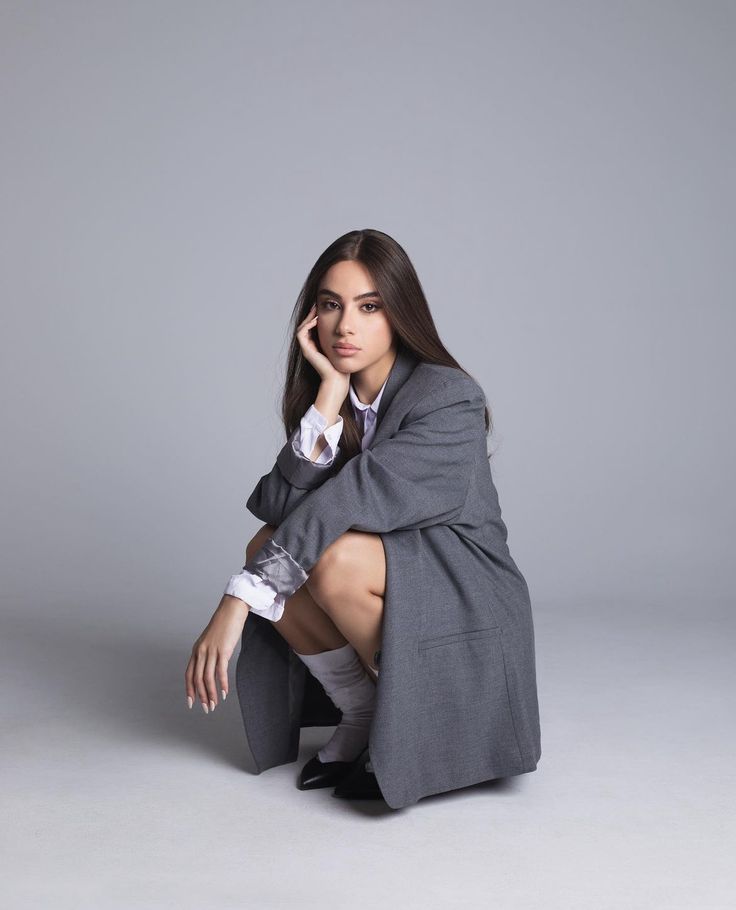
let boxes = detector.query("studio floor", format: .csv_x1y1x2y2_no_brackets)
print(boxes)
1,598,732,909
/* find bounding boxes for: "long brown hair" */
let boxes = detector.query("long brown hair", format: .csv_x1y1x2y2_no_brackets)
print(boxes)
280,228,492,466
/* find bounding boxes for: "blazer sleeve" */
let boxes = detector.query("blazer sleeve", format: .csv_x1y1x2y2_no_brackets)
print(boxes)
245,406,344,526
242,376,486,598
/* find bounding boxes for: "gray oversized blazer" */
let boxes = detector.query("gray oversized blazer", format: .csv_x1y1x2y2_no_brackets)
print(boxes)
235,344,542,809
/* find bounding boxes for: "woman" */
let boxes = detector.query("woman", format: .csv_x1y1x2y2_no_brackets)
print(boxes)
185,228,542,810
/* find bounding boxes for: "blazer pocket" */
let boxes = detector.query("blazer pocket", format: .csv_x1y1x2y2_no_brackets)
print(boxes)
418,626,502,651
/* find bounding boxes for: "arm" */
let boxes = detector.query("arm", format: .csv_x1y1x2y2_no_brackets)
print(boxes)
246,399,344,526
186,309,351,714
243,376,486,598
230,405,343,610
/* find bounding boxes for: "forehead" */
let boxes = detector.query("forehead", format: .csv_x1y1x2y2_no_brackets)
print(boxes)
318,259,377,294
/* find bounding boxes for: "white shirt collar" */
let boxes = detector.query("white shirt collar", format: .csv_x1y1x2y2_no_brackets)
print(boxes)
349,373,390,416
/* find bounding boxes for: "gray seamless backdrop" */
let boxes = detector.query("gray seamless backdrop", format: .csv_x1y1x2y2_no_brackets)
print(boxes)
1,2,733,909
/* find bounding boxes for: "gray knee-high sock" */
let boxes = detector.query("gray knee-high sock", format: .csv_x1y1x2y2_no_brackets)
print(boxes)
295,642,377,763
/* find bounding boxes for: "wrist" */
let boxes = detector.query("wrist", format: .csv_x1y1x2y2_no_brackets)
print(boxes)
315,381,347,424
221,594,250,617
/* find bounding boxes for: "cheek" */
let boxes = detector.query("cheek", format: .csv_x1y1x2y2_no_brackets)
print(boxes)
316,322,336,353
368,315,393,343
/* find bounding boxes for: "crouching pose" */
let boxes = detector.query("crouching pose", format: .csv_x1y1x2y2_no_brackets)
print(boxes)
185,228,542,810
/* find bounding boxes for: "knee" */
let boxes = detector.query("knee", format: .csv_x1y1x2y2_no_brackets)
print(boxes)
307,536,358,602
245,523,278,562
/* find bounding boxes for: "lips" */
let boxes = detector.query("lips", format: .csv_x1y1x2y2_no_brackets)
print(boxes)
333,344,359,352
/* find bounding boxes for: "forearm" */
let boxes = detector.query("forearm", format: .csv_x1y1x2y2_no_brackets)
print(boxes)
310,379,346,462
309,436,329,462
245,380,347,524
313,379,345,429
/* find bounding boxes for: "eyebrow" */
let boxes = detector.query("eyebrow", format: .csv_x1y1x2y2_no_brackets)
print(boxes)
317,288,382,301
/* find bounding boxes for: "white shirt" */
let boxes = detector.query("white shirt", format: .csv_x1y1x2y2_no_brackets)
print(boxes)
224,375,389,621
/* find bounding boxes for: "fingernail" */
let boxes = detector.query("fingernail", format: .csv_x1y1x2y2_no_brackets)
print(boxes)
222,689,227,700
209,700,215,712
187,696,193,709
201,702,209,714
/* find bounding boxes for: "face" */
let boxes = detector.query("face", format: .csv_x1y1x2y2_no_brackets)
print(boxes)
315,260,396,374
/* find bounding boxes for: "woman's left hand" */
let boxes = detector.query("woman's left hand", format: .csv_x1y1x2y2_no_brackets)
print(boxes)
185,595,250,713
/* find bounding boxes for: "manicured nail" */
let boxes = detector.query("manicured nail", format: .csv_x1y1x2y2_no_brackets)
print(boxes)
201,701,209,714
222,689,227,700
187,696,193,709
209,700,215,712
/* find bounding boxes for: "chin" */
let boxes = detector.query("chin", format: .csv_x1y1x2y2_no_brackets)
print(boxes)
331,351,363,365
326,355,355,372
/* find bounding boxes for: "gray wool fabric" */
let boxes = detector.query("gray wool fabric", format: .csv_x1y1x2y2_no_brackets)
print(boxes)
235,344,542,809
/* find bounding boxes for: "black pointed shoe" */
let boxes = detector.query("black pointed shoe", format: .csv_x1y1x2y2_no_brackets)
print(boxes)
331,748,384,800
297,753,355,790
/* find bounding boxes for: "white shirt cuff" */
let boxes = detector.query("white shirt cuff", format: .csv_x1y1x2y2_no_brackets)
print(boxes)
293,404,343,465
224,570,286,622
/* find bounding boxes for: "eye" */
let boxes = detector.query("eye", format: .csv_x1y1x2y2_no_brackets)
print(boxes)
317,299,381,312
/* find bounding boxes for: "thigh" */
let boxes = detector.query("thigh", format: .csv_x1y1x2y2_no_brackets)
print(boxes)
349,531,387,596
317,530,387,597
246,523,347,650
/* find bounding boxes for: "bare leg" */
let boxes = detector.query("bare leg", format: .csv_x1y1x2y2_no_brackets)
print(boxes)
245,524,348,654
304,530,386,675
245,525,384,676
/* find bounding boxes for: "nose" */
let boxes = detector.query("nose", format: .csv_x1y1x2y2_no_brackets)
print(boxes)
335,311,354,336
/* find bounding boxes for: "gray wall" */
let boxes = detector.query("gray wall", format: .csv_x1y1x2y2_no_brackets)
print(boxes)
3,2,731,621
1,3,734,904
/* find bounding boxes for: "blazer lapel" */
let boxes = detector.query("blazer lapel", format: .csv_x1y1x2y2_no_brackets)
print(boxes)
372,344,420,440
